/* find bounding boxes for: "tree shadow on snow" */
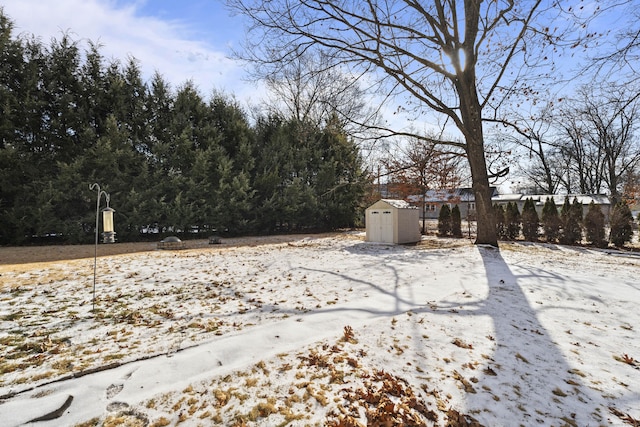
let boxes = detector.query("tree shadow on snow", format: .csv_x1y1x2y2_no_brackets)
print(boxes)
465,246,610,425
325,242,620,425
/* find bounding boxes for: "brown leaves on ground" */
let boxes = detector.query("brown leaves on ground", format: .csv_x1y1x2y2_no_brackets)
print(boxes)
342,325,357,344
327,369,484,427
452,338,473,350
621,354,637,366
446,409,484,427
452,370,477,394
328,370,436,427
609,407,640,426
614,353,639,369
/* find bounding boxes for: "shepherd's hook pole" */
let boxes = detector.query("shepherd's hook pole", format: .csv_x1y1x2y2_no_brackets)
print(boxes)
89,183,109,315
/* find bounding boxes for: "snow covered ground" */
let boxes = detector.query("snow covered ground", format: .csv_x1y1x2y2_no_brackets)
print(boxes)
0,232,639,426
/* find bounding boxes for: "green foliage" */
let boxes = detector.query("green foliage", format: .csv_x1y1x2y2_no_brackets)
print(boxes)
521,198,539,241
560,197,583,245
437,204,452,237
0,12,367,244
584,202,607,248
541,197,561,243
609,202,634,247
504,202,521,240
493,204,506,239
451,205,462,238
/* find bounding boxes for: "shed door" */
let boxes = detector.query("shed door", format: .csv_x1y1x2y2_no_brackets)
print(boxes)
370,210,394,243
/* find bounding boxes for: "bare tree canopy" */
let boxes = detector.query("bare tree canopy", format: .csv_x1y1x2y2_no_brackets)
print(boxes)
227,0,596,246
588,1,640,82
259,50,382,140
489,82,640,201
556,86,640,202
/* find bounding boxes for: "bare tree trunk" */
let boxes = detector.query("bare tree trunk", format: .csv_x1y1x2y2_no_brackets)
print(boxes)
468,141,497,246
457,46,497,246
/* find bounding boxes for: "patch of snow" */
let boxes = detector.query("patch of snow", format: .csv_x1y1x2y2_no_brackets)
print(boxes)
0,233,638,426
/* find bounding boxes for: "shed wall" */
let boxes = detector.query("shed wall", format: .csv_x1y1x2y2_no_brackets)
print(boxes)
395,208,420,244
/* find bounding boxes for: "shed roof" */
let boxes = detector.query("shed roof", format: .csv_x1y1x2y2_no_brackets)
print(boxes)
369,199,417,209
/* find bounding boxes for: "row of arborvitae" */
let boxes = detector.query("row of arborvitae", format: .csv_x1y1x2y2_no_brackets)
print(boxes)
495,197,636,248
438,197,637,248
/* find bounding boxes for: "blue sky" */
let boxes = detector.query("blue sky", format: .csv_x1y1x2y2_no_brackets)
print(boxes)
1,0,256,101
1,1,634,142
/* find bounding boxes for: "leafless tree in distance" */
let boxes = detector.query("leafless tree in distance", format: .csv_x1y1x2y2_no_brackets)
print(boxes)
227,0,603,245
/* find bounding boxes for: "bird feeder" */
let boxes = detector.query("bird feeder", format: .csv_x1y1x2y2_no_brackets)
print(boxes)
102,207,115,243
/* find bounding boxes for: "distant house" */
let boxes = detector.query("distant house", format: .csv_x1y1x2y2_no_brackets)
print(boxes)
365,199,421,244
492,194,612,221
409,188,611,221
408,187,499,220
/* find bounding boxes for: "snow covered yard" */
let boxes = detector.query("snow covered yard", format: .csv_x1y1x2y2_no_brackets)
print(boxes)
0,232,639,426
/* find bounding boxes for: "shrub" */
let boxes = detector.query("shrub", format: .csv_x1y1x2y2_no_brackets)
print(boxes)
609,202,634,247
560,197,582,245
584,201,607,248
451,205,462,237
493,204,506,239
541,197,561,243
437,204,452,237
521,198,540,241
504,202,521,240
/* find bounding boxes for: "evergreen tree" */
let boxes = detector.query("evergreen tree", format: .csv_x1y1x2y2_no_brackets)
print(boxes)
78,41,108,137
559,197,571,244
504,202,521,240
451,205,462,237
584,201,607,248
0,11,22,148
0,10,370,244
121,57,150,154
315,113,366,229
541,197,561,243
609,202,634,247
214,154,256,234
521,198,539,241
560,197,583,245
571,198,585,244
41,33,85,163
0,12,26,243
252,114,288,232
493,204,506,240
437,204,452,236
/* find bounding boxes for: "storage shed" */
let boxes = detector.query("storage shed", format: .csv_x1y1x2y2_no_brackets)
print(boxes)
365,199,421,244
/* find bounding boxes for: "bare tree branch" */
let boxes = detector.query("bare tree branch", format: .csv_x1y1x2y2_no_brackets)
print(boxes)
227,0,603,245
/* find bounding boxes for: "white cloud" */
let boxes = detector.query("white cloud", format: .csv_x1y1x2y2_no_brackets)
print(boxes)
1,0,248,99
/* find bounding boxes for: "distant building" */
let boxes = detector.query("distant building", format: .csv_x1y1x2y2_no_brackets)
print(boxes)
409,188,611,221
408,187,498,220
